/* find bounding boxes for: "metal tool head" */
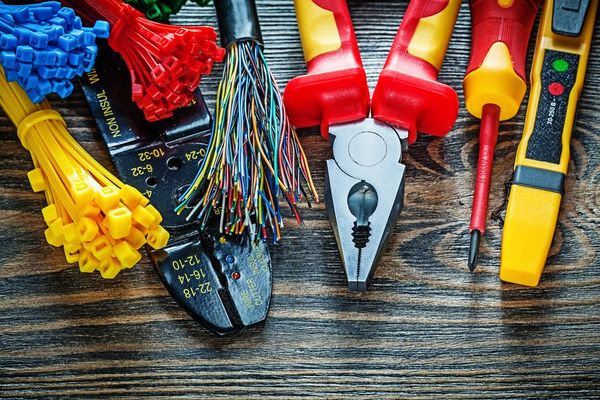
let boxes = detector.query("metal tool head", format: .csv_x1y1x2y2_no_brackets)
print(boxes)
150,229,272,336
80,42,273,335
326,118,407,291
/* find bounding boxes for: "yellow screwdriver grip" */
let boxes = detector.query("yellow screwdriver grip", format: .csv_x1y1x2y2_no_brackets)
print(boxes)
464,42,527,120
463,0,541,120
500,0,599,287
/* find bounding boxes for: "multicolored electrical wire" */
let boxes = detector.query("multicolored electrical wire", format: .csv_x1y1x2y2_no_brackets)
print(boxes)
176,39,318,242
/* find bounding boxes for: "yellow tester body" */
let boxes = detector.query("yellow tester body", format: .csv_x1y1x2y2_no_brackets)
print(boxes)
500,0,599,286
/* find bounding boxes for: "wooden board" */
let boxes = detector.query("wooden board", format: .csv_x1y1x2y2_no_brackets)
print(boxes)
1,1,599,398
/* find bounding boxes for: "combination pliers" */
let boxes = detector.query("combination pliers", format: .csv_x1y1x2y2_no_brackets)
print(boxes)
284,0,460,290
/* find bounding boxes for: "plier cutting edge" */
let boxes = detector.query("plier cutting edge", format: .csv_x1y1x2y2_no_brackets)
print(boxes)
284,0,460,290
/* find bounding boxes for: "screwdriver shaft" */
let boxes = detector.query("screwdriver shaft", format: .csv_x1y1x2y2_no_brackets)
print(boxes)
470,103,500,234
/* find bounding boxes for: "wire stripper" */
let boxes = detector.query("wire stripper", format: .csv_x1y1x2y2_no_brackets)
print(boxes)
284,0,460,290
500,0,598,287
79,43,272,335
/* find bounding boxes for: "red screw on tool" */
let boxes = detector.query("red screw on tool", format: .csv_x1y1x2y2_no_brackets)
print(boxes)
463,0,541,271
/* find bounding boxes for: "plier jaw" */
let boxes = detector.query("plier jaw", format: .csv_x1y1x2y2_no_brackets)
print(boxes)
285,0,460,290
326,119,407,291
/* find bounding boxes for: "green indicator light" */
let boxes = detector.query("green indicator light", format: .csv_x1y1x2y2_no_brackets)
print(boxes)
553,59,569,72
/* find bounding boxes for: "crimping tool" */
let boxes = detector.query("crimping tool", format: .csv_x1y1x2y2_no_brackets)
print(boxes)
284,0,460,290
80,43,272,335
500,0,598,286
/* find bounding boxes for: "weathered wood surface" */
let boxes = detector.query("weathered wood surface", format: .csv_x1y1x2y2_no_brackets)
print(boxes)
1,1,599,398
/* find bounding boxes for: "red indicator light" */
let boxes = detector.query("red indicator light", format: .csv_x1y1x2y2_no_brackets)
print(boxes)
548,82,565,96
232,272,241,280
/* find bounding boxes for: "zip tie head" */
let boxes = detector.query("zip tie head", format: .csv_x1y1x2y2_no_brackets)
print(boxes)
76,0,223,121
0,2,110,102
27,168,46,192
0,66,171,279
107,206,132,239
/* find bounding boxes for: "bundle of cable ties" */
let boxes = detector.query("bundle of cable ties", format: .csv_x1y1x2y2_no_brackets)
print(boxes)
0,1,109,102
124,0,211,22
61,0,224,122
0,66,170,278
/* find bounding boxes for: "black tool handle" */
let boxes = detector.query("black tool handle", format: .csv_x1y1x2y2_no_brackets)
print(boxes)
214,0,263,47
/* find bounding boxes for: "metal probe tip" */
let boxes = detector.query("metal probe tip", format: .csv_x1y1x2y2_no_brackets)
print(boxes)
468,230,481,272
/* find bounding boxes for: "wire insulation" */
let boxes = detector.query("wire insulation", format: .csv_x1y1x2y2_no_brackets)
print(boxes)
176,39,318,242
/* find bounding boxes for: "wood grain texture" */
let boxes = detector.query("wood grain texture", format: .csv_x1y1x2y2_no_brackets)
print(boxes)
1,1,600,398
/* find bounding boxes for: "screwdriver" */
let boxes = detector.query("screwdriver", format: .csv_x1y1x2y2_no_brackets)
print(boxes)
463,0,541,271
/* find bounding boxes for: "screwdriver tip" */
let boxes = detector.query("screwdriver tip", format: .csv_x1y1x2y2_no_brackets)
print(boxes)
468,230,481,272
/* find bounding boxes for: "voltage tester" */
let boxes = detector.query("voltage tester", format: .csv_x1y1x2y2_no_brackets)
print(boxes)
501,0,598,286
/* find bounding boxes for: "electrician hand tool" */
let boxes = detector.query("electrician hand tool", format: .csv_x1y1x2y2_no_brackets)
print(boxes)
79,41,272,334
500,0,598,287
125,0,210,22
151,224,271,335
284,0,460,290
0,1,109,102
60,0,224,122
176,0,318,243
463,0,541,272
0,66,169,278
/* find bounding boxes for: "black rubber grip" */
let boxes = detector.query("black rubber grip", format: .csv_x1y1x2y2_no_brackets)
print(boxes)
513,165,566,194
214,0,263,47
553,0,591,37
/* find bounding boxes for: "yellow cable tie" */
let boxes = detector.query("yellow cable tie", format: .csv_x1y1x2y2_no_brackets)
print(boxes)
0,66,170,278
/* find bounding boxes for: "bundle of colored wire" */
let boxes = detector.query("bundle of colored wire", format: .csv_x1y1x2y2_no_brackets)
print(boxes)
175,0,318,242
0,1,109,102
61,0,224,122
0,66,170,278
124,0,210,22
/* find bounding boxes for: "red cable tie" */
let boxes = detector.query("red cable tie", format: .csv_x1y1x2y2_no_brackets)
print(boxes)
65,0,224,122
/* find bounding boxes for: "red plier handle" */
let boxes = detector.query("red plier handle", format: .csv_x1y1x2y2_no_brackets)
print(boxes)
284,0,460,143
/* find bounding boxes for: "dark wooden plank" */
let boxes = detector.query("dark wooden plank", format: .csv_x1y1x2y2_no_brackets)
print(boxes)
1,1,599,398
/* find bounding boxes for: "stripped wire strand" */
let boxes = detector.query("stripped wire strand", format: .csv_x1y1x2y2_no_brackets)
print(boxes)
176,40,318,242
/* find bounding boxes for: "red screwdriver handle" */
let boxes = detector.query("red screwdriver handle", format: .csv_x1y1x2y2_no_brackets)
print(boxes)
464,0,541,120
372,0,460,143
284,0,370,138
467,0,540,80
